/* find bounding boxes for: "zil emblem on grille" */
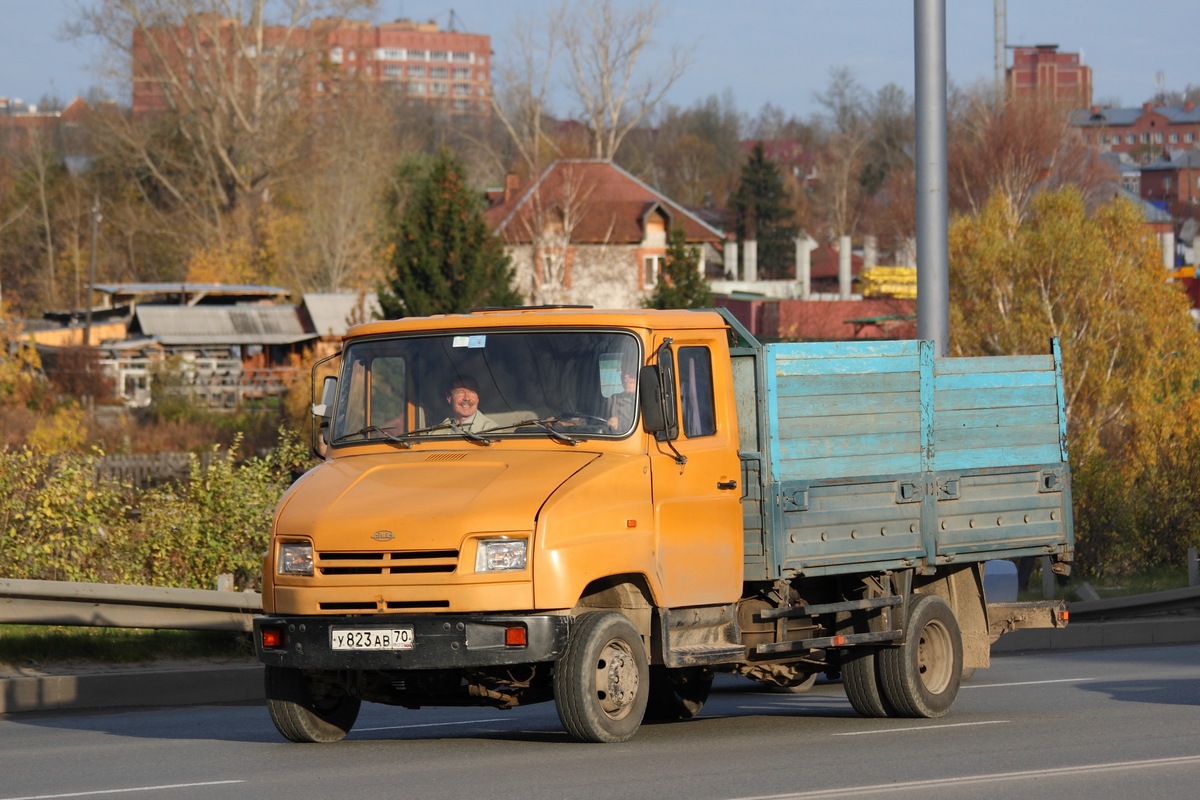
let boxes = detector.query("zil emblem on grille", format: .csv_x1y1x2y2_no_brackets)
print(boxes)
371,530,395,542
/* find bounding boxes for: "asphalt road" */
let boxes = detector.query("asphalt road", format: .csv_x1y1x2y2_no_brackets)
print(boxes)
1,644,1198,800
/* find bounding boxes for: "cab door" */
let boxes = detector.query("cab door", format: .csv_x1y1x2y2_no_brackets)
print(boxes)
649,335,744,607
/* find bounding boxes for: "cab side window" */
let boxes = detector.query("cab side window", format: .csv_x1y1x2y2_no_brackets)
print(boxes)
678,346,716,438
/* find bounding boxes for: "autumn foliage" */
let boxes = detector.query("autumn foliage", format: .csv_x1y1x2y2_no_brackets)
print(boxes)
950,188,1200,575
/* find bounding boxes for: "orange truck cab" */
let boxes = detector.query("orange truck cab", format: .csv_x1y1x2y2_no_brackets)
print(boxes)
254,307,1072,743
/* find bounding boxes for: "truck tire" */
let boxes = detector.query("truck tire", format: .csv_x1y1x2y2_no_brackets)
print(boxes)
879,594,962,718
645,665,713,721
554,612,649,743
842,648,893,718
265,665,361,743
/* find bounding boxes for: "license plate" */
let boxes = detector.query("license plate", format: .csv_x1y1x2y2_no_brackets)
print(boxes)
330,627,415,651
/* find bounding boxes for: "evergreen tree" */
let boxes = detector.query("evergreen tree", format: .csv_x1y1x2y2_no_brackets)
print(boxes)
730,142,798,279
644,229,712,309
378,151,521,318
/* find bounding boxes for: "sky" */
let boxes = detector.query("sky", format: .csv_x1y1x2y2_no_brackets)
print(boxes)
0,0,1194,118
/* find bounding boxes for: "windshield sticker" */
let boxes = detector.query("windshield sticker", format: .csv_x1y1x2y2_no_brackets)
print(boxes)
452,335,487,349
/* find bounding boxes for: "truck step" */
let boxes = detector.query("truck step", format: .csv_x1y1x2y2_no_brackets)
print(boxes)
665,643,747,667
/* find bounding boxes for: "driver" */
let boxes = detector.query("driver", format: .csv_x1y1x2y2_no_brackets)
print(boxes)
438,376,498,433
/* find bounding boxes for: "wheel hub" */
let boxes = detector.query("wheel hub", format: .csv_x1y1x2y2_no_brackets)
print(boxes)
596,640,640,715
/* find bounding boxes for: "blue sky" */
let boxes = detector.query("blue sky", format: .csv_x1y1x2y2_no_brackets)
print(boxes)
1,1,1193,117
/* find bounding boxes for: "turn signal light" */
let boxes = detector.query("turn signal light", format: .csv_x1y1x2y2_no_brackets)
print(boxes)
505,626,528,648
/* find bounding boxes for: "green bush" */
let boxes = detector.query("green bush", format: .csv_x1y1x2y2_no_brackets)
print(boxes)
0,428,310,590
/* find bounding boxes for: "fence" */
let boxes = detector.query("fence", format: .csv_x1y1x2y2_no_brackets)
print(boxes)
98,355,300,410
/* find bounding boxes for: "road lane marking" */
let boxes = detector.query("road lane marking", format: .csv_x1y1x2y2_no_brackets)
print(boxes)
729,755,1200,799
355,717,523,732
962,677,1093,689
1,781,244,800
831,720,1009,736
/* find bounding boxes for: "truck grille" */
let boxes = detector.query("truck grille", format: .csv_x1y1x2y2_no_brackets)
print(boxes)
317,549,459,576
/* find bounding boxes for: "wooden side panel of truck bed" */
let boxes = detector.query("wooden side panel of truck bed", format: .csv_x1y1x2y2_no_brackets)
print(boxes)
741,339,1073,580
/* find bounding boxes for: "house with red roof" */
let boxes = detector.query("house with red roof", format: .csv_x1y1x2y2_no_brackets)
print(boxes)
484,160,725,308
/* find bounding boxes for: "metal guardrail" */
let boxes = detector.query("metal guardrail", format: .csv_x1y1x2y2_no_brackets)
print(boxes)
1,579,1198,634
1067,585,1200,622
0,579,262,632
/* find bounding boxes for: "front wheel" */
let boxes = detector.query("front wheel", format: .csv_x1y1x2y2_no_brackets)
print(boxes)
878,594,963,718
265,665,361,743
554,612,649,743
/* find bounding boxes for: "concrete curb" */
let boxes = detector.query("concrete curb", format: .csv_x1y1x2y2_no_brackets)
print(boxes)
3,619,1199,714
991,617,1200,653
0,664,263,715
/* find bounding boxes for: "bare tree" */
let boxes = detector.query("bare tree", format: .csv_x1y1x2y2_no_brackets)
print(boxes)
490,8,566,174
69,0,373,249
519,162,603,304
949,89,1114,221
812,67,871,242
561,0,690,162
288,87,398,292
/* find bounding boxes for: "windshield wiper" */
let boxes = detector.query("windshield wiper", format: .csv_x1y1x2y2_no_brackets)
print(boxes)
486,417,579,445
331,425,413,448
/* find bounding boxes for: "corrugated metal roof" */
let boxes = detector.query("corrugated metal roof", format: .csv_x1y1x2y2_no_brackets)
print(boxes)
94,282,291,297
302,292,381,337
130,305,316,346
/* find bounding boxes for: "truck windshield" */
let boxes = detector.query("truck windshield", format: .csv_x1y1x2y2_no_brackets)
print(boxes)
330,329,642,444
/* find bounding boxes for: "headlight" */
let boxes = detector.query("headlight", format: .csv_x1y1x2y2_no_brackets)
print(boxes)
475,538,527,573
278,542,314,576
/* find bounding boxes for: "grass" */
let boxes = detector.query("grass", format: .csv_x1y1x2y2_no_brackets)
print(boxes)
0,626,254,667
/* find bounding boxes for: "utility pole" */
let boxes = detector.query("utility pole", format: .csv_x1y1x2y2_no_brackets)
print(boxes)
915,0,949,356
83,193,100,347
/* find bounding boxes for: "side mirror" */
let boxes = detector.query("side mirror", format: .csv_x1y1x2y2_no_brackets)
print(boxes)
312,375,337,458
640,342,679,441
639,366,665,433
313,375,337,420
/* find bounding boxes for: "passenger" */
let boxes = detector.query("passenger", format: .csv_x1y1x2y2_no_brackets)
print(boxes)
439,376,498,433
606,369,638,431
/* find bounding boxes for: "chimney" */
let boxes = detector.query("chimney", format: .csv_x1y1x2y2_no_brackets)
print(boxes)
503,173,520,203
1185,101,1196,112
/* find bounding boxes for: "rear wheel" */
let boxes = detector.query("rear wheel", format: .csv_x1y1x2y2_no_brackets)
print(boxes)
842,647,893,718
265,665,361,743
554,612,649,743
879,594,963,718
645,666,714,721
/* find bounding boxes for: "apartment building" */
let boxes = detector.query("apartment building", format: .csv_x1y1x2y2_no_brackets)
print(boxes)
132,17,490,117
319,19,490,113
1007,44,1092,108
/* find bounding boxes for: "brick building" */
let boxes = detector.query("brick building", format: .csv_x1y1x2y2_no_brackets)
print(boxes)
1071,103,1200,162
1007,44,1092,107
485,160,724,308
132,17,490,117
1139,149,1200,210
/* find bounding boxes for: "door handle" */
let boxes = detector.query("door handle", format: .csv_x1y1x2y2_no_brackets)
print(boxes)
717,480,738,491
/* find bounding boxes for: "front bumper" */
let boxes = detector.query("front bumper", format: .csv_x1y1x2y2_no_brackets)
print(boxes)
254,613,571,671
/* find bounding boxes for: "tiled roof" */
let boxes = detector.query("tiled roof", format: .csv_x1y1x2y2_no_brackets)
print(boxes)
485,160,725,245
